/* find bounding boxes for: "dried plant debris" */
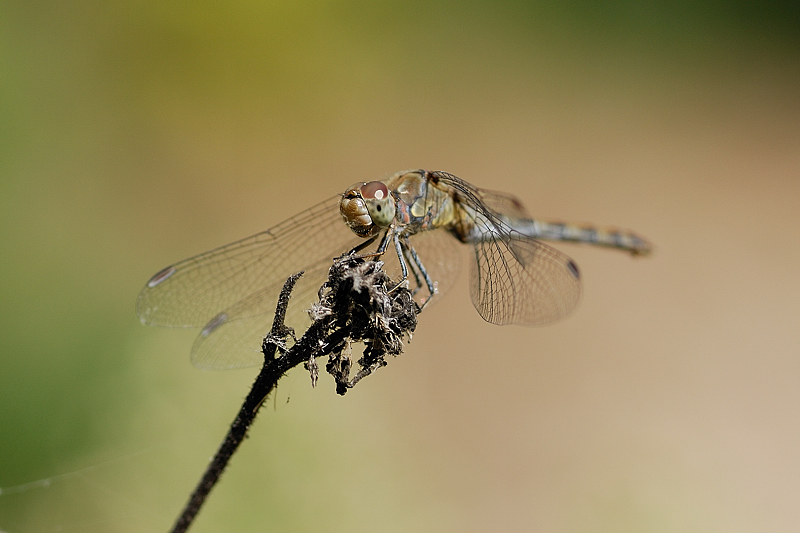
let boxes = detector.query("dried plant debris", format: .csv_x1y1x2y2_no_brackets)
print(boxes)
301,257,418,395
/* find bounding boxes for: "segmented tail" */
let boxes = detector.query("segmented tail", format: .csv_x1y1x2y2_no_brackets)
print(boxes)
511,219,652,256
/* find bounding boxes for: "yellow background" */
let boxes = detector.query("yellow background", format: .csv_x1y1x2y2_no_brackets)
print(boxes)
1,2,799,532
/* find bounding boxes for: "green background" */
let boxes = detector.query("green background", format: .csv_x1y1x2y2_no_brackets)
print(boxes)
1,2,798,532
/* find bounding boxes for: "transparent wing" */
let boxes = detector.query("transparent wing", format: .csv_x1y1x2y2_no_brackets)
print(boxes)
136,195,360,328
136,195,365,369
430,171,582,325
196,228,466,370
189,260,334,369
473,188,531,220
196,229,463,369
469,235,582,325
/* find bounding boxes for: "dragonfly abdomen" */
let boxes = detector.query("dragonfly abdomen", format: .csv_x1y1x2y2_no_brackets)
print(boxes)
512,219,652,256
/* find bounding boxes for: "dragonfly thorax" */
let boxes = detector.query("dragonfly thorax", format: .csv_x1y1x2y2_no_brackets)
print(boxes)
339,181,396,238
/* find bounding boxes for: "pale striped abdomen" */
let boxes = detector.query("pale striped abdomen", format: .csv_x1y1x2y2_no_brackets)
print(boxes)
509,218,652,256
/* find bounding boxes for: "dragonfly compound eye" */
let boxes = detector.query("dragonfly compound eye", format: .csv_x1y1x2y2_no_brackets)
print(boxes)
360,181,395,228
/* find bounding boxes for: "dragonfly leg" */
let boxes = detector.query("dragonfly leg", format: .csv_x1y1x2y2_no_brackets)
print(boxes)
401,242,424,297
345,234,379,256
375,228,393,255
402,236,437,309
341,228,392,262
393,232,409,281
381,231,414,296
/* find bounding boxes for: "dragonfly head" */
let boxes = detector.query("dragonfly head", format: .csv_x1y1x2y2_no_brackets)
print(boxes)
340,181,396,238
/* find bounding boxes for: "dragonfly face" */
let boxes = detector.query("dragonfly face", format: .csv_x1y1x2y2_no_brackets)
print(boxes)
339,180,395,238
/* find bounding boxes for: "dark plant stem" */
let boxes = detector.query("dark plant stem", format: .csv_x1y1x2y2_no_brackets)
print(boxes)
168,273,307,533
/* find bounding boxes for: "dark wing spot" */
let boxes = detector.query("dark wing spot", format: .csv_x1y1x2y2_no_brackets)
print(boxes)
200,312,228,337
566,260,580,279
147,265,177,287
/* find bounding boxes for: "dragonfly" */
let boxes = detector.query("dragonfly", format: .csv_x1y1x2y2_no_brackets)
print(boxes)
137,170,651,370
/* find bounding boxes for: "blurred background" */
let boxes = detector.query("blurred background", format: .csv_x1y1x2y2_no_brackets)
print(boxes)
1,1,799,532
